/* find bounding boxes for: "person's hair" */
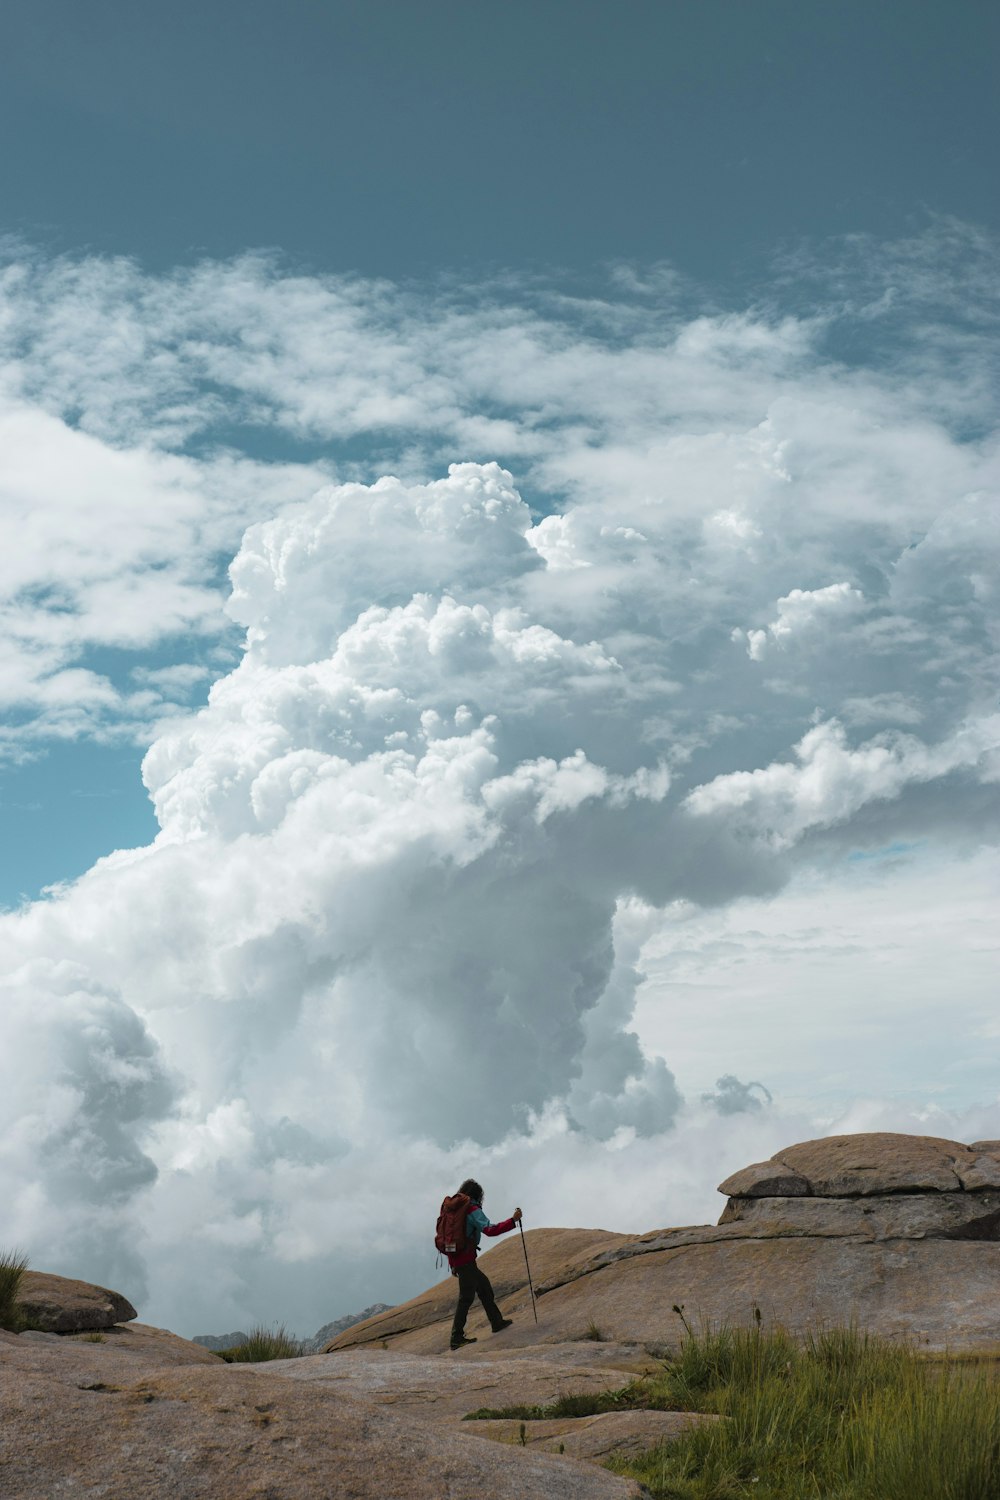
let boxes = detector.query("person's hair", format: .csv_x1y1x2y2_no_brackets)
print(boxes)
459,1178,484,1203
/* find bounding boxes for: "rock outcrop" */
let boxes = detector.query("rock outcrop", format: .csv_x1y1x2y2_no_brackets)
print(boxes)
332,1133,1000,1357
0,1330,643,1499
324,1227,630,1351
16,1272,138,1333
259,1346,638,1419
10,1131,1000,1497
719,1133,1000,1197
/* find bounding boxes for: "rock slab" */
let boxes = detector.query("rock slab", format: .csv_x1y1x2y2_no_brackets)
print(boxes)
332,1134,1000,1358
719,1133,1000,1198
718,1190,1000,1240
326,1228,629,1355
0,1334,642,1500
466,1409,718,1459
255,1346,631,1420
16,1271,137,1332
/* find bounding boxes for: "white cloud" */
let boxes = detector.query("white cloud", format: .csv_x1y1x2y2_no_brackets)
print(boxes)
840,693,924,727
0,957,176,1300
1,236,997,753
684,715,999,847
738,582,865,659
0,232,998,1334
0,397,328,752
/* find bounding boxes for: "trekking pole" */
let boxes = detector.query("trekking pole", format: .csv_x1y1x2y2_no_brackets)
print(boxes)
519,1219,538,1324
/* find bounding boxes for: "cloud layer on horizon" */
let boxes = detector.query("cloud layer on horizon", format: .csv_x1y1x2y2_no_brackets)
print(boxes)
0,228,998,1333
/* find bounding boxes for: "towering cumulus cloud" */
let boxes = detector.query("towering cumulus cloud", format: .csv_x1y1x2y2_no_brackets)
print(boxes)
116,463,682,1147
0,234,997,1333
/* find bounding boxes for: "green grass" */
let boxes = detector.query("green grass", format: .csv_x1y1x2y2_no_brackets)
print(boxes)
0,1249,29,1332
607,1321,1000,1500
217,1324,303,1362
464,1382,649,1421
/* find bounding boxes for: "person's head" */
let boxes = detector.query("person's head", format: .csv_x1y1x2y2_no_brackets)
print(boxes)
459,1178,484,1204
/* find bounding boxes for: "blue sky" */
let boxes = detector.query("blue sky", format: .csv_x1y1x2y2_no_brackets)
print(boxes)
2,0,997,278
1,0,997,904
0,2,998,1335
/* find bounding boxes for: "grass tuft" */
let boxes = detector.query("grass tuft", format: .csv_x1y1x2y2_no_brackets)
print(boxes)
608,1321,1000,1500
464,1381,648,1421
218,1324,302,1363
0,1249,29,1332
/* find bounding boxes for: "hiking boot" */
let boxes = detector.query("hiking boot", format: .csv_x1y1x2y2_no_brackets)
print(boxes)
492,1318,513,1334
450,1334,477,1350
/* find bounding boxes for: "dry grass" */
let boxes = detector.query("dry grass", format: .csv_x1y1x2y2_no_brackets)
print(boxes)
609,1320,1000,1500
218,1324,303,1362
0,1248,29,1332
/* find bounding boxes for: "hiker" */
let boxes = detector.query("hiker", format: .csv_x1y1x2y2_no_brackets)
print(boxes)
437,1178,522,1350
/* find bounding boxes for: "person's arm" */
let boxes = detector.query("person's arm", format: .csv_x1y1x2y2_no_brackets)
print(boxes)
470,1206,522,1237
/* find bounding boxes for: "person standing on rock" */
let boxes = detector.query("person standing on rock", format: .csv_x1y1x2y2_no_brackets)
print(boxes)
437,1178,521,1350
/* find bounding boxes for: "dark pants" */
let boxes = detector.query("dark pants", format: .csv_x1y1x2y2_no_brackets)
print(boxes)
451,1262,503,1340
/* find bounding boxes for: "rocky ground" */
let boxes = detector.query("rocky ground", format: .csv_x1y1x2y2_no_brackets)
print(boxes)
6,1131,1000,1498
0,1319,647,1499
332,1132,1000,1358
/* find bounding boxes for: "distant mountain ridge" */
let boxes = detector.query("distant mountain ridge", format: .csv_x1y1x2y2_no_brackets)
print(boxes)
193,1302,395,1353
300,1304,395,1352
192,1329,249,1351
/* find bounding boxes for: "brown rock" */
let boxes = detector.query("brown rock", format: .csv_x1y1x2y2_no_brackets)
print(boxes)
775,1133,972,1195
717,1190,1000,1240
0,1334,642,1500
958,1155,1000,1191
497,1237,1000,1354
256,1346,643,1420
29,1129,1000,1495
717,1160,811,1198
718,1133,1000,1199
463,1408,719,1459
326,1227,630,1352
17,1271,137,1333
62,1321,226,1366
328,1136,1000,1360
456,1340,661,1375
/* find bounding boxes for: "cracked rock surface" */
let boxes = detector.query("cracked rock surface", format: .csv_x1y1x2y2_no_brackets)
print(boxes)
462,1409,719,1459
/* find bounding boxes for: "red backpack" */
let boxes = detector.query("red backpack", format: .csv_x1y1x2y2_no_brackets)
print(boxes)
435,1192,473,1256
